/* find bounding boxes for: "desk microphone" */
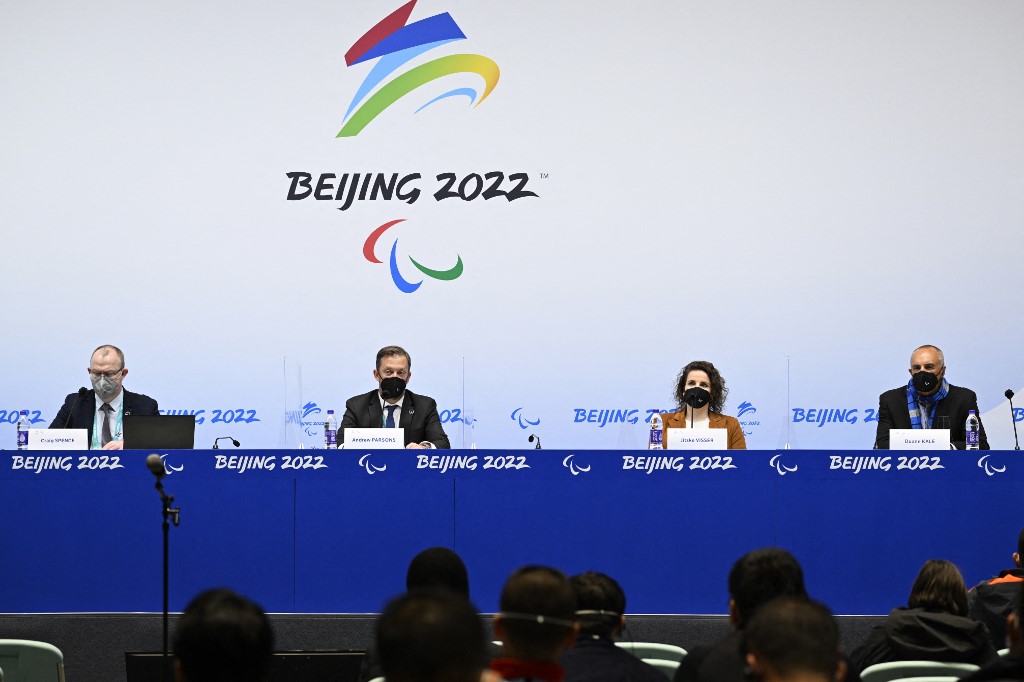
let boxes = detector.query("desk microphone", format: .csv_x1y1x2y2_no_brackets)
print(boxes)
63,387,89,427
146,453,167,481
213,437,241,449
1007,390,1021,450
528,434,542,449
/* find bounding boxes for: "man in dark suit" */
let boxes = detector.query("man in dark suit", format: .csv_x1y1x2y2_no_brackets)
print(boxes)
874,344,989,449
339,345,450,449
49,344,159,450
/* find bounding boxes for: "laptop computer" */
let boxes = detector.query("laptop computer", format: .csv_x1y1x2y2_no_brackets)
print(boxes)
123,415,196,449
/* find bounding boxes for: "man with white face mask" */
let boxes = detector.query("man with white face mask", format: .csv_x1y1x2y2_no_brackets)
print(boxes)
49,344,159,450
874,344,988,450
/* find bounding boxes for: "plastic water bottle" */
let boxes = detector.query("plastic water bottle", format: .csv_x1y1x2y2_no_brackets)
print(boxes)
17,410,30,450
324,410,338,449
649,412,663,450
965,410,980,450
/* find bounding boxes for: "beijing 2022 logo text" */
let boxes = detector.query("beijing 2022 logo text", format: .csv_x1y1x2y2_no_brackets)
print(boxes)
285,0,541,294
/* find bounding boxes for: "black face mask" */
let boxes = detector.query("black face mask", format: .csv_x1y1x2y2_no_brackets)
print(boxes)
912,371,939,393
380,377,407,401
683,387,712,409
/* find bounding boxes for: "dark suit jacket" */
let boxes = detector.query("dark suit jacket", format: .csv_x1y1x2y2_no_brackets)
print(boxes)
49,389,160,444
874,383,989,450
339,389,450,449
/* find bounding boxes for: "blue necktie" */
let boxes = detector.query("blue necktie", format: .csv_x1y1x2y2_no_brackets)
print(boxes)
385,404,398,428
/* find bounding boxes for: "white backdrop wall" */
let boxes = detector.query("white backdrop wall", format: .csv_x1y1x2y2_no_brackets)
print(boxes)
2,1,1022,450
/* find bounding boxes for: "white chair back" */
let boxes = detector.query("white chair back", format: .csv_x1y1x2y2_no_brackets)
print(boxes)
860,661,979,682
642,657,681,680
0,640,65,682
615,641,687,662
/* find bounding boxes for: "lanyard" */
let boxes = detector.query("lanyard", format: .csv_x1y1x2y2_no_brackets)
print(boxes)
91,402,124,449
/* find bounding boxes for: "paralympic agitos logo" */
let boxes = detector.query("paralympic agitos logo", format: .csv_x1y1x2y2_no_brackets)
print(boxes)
285,0,540,293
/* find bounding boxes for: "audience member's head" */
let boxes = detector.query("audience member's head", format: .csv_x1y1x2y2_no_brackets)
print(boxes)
173,588,273,682
728,548,808,628
1014,528,1024,568
496,565,579,662
406,546,470,599
907,559,968,617
743,597,844,682
378,590,488,682
571,571,626,639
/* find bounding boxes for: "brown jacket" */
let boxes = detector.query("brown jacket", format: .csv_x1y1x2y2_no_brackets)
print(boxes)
660,410,747,450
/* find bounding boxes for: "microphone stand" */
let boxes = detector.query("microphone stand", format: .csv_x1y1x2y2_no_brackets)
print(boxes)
1008,390,1021,451
153,471,180,682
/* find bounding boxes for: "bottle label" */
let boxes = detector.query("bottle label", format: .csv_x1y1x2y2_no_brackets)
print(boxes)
325,429,337,446
649,429,663,446
18,430,29,447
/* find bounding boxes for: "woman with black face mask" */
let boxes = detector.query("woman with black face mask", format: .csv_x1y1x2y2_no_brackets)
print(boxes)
660,360,747,449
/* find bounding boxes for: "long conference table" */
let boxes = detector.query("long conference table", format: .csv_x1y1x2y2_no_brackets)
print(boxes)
1,448,1020,616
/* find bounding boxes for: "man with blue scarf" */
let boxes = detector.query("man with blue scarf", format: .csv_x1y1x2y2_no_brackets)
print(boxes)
874,344,989,449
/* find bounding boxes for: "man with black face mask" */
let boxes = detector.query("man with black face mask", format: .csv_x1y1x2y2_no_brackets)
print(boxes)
339,345,450,449
49,344,160,450
874,344,989,450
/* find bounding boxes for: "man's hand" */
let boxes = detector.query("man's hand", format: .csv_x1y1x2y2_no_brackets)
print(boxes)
406,441,432,449
103,441,124,451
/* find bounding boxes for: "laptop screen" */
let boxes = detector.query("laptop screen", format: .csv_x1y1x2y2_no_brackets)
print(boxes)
123,415,196,450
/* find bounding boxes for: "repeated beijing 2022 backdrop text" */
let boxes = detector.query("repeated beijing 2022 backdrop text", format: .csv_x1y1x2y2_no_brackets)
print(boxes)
2,1,1022,450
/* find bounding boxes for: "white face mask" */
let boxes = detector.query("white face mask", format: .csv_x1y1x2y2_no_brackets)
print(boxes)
92,374,121,400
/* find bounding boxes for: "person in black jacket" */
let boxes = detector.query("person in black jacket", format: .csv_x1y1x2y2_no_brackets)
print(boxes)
968,528,1024,647
963,582,1024,682
874,345,988,449
359,547,479,682
850,559,998,672
174,588,273,682
377,590,491,682
339,345,449,449
49,344,159,450
743,598,847,682
561,571,664,682
674,548,809,682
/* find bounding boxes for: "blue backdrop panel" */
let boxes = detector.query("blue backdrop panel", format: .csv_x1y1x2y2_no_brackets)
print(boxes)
294,477,456,612
0,478,155,612
2,449,1022,615
170,476,296,613
774,460,1020,614
454,475,775,614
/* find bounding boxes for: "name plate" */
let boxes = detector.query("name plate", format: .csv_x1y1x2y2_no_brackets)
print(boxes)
344,428,405,449
889,428,951,450
665,428,728,450
28,429,88,450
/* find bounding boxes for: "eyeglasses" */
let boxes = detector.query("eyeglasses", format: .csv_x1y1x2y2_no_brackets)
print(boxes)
89,368,124,380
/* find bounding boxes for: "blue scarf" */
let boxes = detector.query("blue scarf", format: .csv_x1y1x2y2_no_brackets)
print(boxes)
907,377,950,429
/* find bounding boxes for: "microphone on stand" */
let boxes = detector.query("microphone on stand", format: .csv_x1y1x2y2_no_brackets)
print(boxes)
146,453,167,481
528,434,542,449
144,453,180,682
212,436,241,449
1007,390,1021,451
63,387,89,427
